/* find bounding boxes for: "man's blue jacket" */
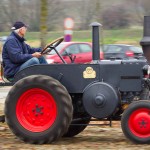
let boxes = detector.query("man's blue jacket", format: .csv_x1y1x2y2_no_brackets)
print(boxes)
2,31,41,78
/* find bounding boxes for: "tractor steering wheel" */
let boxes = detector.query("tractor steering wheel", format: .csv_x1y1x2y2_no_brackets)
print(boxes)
41,37,64,54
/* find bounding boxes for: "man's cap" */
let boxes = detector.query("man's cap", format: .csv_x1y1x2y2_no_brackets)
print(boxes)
11,21,28,30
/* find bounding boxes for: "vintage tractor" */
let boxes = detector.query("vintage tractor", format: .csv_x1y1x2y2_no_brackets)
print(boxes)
0,16,150,144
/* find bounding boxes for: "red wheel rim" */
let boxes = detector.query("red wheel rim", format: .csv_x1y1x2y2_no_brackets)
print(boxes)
128,108,150,138
16,88,57,132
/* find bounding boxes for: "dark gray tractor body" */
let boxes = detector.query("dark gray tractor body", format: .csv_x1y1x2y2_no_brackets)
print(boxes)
14,60,146,93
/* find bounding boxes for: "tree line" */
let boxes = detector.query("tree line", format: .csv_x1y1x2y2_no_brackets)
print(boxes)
0,0,149,32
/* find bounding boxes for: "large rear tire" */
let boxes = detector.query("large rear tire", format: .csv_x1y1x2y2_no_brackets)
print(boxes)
121,100,150,144
5,75,73,144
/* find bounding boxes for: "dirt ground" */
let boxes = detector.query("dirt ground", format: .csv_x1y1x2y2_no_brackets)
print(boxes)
0,102,150,150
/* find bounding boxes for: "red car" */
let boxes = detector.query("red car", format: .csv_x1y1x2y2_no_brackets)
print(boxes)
46,42,104,64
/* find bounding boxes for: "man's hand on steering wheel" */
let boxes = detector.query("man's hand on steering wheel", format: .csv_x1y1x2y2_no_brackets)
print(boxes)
41,37,64,55
32,52,42,58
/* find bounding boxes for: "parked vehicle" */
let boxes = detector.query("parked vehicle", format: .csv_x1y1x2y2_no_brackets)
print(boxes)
0,36,7,44
103,44,144,60
46,42,104,64
0,36,7,62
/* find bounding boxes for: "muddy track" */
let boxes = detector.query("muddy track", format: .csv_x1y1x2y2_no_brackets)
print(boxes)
0,103,150,150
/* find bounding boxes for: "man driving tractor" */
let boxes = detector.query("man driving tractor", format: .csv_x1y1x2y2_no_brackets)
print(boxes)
2,21,47,79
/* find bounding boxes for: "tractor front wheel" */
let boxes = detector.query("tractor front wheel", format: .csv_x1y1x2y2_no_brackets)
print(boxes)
5,75,73,144
121,100,150,144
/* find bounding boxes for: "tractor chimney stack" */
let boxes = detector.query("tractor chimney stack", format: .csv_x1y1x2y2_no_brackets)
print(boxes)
90,22,102,62
140,16,150,63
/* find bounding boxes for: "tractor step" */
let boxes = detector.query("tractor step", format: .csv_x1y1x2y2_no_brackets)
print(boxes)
0,115,5,123
71,123,111,126
72,118,113,127
0,82,13,86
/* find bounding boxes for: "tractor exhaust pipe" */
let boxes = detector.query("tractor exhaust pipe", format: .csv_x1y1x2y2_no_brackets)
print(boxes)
140,16,150,63
90,22,102,62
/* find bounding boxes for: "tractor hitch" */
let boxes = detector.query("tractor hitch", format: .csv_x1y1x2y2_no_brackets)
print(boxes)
0,115,5,123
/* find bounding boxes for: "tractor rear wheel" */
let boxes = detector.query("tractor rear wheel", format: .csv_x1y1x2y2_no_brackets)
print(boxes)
5,75,73,144
121,100,150,144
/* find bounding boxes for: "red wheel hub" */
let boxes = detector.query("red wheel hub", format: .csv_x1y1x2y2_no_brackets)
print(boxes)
16,88,57,132
129,108,150,138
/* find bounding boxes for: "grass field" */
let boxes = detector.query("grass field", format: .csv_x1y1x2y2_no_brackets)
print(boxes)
0,27,143,47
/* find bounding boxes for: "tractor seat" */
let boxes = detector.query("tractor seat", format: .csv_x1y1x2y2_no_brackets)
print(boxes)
0,61,14,83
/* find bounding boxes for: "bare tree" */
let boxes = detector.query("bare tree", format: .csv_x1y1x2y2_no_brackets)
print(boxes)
92,0,102,21
0,0,40,31
75,0,101,29
0,0,21,23
0,0,65,31
24,0,40,31
71,0,103,29
124,0,150,24
102,4,130,29
0,0,22,30
0,0,145,31
40,0,48,48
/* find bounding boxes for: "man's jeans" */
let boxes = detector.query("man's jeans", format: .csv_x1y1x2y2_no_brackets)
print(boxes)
19,56,48,72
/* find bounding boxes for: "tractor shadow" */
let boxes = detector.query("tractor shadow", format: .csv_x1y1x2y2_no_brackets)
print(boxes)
55,127,131,146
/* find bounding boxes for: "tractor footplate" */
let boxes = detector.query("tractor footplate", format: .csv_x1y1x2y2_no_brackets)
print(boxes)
0,115,5,123
0,82,13,86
